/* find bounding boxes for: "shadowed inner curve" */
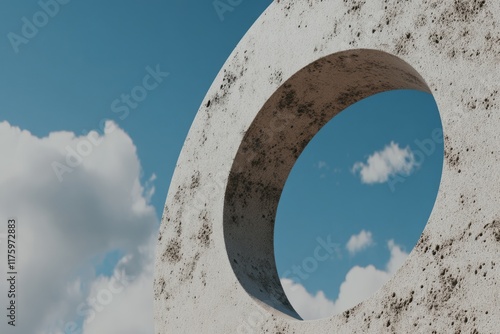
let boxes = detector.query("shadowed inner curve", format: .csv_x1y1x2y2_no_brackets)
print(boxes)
223,49,431,319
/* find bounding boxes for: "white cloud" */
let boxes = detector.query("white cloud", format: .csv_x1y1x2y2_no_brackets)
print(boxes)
352,141,417,184
316,161,341,178
280,278,336,320
81,240,155,334
346,230,374,255
0,121,157,333
386,239,409,274
317,161,328,169
282,240,408,320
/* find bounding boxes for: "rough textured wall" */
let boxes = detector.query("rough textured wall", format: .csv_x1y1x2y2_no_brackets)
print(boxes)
154,1,500,333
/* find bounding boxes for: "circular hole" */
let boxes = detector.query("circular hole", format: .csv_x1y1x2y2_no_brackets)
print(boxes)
275,89,443,320
223,49,442,320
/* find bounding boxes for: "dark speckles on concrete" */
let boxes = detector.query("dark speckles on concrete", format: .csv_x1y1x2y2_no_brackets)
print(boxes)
429,32,444,46
190,171,201,189
414,13,428,28
451,0,487,22
173,186,182,202
394,32,415,56
342,0,365,15
162,239,181,263
444,139,461,169
483,220,500,242
273,324,291,334
197,212,212,247
154,277,167,298
175,210,182,237
181,252,201,282
269,70,284,85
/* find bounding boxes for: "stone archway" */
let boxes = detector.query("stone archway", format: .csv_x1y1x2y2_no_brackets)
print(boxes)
155,1,500,333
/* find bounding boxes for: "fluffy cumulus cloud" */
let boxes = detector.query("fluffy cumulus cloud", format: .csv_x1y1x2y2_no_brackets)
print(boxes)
280,279,336,321
80,249,154,334
352,141,417,184
282,240,408,320
0,121,157,333
346,230,374,255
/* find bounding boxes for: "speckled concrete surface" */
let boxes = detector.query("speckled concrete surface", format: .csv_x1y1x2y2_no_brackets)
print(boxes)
154,1,500,333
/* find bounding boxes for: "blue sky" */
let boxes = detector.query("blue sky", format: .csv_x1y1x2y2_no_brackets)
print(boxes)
0,0,271,219
0,0,443,331
275,89,443,319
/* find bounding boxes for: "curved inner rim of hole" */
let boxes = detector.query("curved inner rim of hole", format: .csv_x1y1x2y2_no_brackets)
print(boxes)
223,49,432,319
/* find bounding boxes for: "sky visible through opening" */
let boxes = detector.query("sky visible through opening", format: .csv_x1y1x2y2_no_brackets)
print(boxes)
275,90,443,320
0,1,443,332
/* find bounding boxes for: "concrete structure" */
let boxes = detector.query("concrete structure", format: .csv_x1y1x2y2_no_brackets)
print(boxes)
154,1,500,333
